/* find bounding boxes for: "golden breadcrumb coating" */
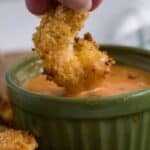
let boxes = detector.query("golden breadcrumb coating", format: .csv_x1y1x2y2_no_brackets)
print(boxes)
0,126,38,150
33,5,114,93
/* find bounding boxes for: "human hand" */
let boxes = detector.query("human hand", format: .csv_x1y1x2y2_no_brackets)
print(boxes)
25,0,102,15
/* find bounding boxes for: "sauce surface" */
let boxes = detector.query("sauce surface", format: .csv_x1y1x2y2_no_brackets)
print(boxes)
24,65,150,98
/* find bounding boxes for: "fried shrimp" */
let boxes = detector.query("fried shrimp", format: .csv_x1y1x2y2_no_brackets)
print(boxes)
0,126,38,150
33,5,114,93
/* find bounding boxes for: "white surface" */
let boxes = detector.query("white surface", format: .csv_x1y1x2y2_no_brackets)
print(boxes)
0,0,150,52
0,0,39,52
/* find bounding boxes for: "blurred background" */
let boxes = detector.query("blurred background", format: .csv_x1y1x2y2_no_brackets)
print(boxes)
0,0,150,53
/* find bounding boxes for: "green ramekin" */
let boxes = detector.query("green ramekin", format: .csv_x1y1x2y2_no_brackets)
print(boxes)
6,45,150,150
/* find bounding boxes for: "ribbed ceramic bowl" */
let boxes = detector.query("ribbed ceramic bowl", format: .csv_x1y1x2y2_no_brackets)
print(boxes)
6,45,150,150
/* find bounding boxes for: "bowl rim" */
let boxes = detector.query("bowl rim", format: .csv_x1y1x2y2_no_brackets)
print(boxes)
5,44,150,119
5,44,150,103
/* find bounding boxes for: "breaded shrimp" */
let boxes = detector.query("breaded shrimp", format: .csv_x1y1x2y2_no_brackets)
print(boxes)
33,5,114,93
0,126,38,150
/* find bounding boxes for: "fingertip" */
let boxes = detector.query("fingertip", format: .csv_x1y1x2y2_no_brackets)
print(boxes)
58,0,92,11
25,0,50,15
91,0,102,11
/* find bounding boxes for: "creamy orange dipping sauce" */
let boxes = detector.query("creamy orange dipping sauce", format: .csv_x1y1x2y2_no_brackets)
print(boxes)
24,65,150,98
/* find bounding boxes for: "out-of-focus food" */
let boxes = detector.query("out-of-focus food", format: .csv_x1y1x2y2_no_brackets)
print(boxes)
24,65,150,97
0,99,12,125
33,5,114,93
0,52,28,124
0,126,38,150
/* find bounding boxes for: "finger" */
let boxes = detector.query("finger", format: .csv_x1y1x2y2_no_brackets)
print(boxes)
58,0,92,11
91,0,102,10
25,0,51,15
